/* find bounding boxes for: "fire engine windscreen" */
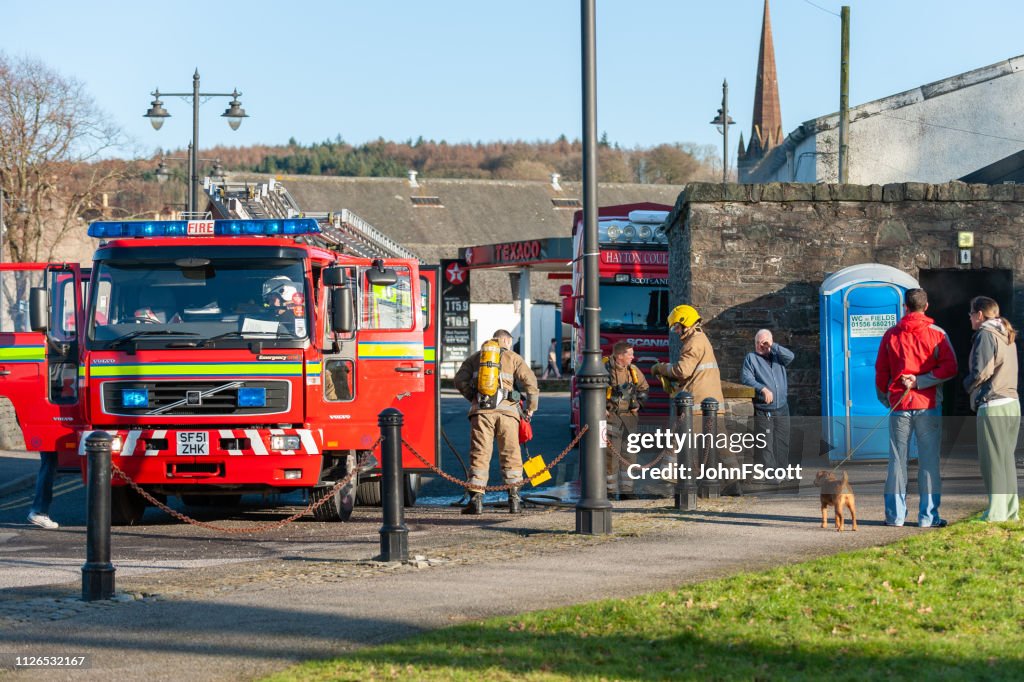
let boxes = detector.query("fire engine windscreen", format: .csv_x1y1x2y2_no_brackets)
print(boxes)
87,258,309,348
599,284,669,333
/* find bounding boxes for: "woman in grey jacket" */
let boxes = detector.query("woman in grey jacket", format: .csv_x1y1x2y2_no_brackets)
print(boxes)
963,296,1020,522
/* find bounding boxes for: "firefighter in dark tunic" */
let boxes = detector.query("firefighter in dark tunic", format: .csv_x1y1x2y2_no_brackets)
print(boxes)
605,341,649,500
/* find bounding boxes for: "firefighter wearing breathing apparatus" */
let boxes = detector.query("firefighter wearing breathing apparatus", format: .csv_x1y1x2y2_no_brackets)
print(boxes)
454,329,539,514
605,341,649,500
651,304,742,496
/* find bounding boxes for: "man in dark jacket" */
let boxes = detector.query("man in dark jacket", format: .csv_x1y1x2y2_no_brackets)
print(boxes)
874,288,958,528
740,329,795,471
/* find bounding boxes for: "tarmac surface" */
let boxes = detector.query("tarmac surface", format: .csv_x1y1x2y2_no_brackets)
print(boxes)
0,441,992,681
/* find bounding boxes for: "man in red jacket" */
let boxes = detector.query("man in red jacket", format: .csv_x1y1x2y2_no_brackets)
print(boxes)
874,288,958,528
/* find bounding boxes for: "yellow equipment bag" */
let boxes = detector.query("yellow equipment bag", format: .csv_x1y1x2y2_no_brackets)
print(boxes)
523,451,552,487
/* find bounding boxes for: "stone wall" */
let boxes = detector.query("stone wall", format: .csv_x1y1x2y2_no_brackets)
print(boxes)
665,181,1024,414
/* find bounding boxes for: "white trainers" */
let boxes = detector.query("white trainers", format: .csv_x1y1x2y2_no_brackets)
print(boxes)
27,512,59,530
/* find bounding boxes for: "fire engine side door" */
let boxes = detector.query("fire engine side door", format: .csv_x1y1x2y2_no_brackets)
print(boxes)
356,263,424,400
0,263,82,459
393,267,439,470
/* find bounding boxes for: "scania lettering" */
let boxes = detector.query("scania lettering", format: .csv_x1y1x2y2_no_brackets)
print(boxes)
0,217,439,524
560,203,672,435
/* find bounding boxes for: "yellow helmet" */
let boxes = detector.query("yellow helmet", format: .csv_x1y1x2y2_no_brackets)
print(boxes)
667,304,701,329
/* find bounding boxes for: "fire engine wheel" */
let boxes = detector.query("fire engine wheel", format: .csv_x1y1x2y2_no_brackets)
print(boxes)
310,480,356,522
110,487,146,526
355,474,420,507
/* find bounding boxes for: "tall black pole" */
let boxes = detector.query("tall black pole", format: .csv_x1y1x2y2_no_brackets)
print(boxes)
575,0,612,535
190,70,200,214
722,80,730,183
838,6,850,183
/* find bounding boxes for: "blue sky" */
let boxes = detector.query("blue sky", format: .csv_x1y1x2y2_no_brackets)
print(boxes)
6,0,1024,161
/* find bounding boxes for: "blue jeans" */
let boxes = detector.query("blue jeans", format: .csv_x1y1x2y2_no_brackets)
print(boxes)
886,408,942,526
30,452,58,516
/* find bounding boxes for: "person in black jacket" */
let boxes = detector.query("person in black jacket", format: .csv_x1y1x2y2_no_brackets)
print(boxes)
740,329,795,471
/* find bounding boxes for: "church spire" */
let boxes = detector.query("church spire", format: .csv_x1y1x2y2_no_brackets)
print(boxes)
749,0,782,157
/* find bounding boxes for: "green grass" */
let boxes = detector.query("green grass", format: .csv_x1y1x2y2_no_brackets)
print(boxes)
267,521,1024,681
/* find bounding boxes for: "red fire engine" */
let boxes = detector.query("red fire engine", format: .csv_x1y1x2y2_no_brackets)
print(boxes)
0,216,439,524
560,203,672,434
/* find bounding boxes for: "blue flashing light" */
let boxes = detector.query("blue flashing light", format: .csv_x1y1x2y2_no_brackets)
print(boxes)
87,218,321,239
237,387,267,407
122,388,149,408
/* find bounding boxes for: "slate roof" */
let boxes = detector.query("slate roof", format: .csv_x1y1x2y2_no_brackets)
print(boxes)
228,174,683,303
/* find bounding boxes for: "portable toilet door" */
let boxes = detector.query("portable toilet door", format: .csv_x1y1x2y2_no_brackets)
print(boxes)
820,264,920,461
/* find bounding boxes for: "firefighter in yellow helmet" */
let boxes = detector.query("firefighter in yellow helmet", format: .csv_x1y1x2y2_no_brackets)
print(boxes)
651,305,724,407
453,329,539,515
652,305,741,495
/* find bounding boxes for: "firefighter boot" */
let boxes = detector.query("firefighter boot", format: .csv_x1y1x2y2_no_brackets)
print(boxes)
508,487,522,514
461,492,484,515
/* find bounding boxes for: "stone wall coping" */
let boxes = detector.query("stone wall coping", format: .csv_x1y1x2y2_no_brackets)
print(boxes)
665,181,1024,232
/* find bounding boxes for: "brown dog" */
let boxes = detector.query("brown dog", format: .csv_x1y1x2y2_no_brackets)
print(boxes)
814,470,858,532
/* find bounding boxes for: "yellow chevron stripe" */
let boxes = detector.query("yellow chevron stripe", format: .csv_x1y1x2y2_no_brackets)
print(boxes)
90,363,303,377
359,342,424,359
0,346,46,361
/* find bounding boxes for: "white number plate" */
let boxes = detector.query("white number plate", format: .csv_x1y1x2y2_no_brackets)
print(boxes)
177,431,209,456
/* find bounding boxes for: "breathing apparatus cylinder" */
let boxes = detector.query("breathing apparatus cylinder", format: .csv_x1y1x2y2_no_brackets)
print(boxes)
477,339,504,409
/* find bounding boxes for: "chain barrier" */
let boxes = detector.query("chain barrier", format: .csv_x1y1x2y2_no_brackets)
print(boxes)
108,436,382,534
403,424,588,492
607,439,674,472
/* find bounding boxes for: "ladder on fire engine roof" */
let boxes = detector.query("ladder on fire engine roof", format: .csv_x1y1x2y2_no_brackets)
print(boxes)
304,209,421,262
204,176,421,261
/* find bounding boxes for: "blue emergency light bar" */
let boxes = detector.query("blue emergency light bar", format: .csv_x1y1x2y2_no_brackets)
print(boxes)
87,218,322,239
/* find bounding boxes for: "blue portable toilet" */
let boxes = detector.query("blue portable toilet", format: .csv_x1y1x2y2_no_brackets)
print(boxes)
820,264,920,461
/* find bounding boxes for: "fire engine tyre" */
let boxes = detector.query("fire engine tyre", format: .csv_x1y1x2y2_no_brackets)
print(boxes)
404,473,420,507
355,474,420,507
110,487,146,526
355,480,381,506
311,480,356,522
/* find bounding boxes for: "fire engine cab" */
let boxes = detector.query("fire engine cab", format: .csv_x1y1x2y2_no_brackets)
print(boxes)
0,216,439,524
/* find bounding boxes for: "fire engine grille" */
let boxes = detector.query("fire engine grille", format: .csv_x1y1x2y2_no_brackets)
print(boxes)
101,380,290,416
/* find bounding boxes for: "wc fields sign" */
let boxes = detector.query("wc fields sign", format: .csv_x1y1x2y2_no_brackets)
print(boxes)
849,313,896,338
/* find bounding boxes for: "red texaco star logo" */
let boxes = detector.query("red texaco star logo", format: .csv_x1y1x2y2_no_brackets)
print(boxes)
445,262,466,284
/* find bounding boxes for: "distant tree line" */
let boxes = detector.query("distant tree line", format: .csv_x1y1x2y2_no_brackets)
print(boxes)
216,135,722,184
0,50,724,263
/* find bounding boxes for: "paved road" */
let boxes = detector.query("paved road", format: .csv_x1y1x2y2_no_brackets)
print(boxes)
0,393,579,590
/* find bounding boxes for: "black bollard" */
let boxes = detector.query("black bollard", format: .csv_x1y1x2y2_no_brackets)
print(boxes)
673,392,696,510
377,408,408,562
700,398,720,499
81,431,115,601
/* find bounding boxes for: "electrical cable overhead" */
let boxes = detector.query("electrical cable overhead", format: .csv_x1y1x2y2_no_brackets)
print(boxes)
802,0,840,17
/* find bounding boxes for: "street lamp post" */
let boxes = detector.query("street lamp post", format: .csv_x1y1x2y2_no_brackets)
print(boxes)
710,79,736,183
155,144,222,217
145,70,247,214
